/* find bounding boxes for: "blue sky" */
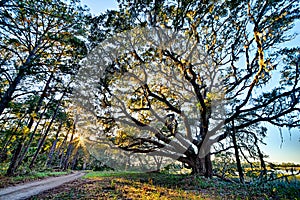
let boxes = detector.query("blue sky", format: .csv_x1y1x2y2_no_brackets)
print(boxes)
81,0,118,15
81,0,300,164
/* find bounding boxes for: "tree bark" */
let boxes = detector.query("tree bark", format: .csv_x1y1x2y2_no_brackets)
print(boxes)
232,120,245,184
0,50,35,115
57,128,70,155
188,154,213,178
190,156,204,175
5,117,25,175
29,99,61,169
57,128,71,168
204,154,213,178
17,105,48,167
71,150,79,170
5,73,54,174
6,141,23,176
62,122,75,170
0,74,23,116
46,120,63,167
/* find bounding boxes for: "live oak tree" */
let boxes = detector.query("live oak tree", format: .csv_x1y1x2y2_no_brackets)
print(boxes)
78,0,300,178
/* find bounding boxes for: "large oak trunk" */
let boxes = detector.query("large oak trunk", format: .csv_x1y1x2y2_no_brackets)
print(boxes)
189,154,213,178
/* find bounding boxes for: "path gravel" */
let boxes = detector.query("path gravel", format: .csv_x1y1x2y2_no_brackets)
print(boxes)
0,172,85,200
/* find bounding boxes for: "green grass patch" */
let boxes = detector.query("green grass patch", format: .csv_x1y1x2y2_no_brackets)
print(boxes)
83,170,139,178
10,171,300,199
12,171,69,181
0,171,70,188
80,171,300,199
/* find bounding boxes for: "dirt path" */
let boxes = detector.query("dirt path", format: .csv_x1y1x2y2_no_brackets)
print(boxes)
0,172,85,200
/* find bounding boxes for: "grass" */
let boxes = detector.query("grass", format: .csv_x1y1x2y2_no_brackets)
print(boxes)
0,170,295,199
0,170,70,188
31,171,210,199
30,171,300,200
83,170,138,178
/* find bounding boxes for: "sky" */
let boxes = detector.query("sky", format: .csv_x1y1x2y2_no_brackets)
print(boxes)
81,0,300,164
81,0,118,15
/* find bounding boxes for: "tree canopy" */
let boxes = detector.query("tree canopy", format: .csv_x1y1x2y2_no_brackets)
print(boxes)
75,0,300,178
0,0,299,182
0,0,89,175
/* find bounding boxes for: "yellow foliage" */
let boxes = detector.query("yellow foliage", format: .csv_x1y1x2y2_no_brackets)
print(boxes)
3,80,9,85
23,126,30,135
209,5,214,13
274,11,287,21
206,92,224,102
16,113,22,119
30,112,37,119
115,129,130,145
186,10,195,21
162,13,168,23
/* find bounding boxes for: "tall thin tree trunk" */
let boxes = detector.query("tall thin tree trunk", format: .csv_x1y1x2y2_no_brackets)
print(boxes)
6,73,54,174
17,104,48,166
46,120,63,167
71,149,79,170
0,74,23,116
62,123,75,170
57,128,70,155
6,116,29,175
232,120,244,184
6,141,23,176
29,99,61,169
252,133,267,178
0,51,35,116
58,128,71,168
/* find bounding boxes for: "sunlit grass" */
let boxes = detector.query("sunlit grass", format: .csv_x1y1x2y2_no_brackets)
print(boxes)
79,171,300,199
13,171,69,181
23,171,300,199
79,171,241,199
32,172,211,199
0,171,70,188
83,170,140,178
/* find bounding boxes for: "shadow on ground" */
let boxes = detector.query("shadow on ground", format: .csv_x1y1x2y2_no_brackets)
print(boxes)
28,171,299,200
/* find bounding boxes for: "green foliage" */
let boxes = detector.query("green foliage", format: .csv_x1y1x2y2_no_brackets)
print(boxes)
0,0,90,176
85,0,300,178
213,152,237,178
0,0,299,190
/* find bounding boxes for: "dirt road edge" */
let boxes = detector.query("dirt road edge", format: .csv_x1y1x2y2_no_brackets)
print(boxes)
0,172,85,200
